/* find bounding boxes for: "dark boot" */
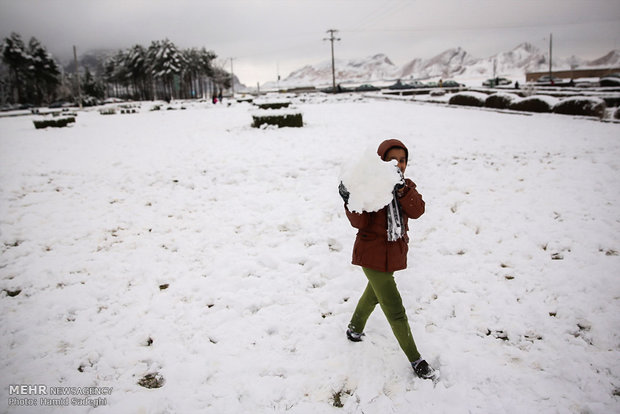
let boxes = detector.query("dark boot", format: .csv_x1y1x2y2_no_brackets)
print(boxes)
346,328,365,342
412,359,438,381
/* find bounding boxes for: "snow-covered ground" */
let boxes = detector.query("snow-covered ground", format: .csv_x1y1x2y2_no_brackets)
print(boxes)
1,96,619,413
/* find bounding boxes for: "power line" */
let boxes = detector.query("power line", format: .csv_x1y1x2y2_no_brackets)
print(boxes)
342,16,620,34
347,1,412,33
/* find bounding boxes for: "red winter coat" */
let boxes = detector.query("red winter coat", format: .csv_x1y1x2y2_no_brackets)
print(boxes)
345,178,425,272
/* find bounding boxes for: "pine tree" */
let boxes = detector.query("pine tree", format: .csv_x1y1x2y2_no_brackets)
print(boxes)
1,33,60,105
1,33,30,103
28,37,60,104
126,45,149,100
148,39,186,100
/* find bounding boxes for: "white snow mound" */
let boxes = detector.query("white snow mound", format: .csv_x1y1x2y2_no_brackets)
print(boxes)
340,146,402,213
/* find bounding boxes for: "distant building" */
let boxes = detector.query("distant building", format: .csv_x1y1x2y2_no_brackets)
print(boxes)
526,67,620,82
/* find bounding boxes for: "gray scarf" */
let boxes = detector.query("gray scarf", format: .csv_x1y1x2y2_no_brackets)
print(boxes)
387,188,404,241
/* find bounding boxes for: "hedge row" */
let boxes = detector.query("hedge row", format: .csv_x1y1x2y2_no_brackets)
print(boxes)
447,92,487,107
33,117,76,129
449,93,608,118
255,102,291,110
252,113,303,128
510,96,558,113
484,93,519,109
553,98,606,118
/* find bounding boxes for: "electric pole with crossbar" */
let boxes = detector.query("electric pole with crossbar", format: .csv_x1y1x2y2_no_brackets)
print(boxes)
323,29,340,91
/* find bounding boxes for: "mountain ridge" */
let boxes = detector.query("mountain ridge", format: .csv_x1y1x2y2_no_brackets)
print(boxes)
265,43,620,89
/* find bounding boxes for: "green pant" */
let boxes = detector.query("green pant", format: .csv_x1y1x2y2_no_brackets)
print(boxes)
349,267,421,362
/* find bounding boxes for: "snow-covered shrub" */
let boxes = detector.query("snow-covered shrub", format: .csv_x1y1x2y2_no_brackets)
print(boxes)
33,117,76,129
237,96,254,104
509,95,558,113
429,88,446,97
485,93,520,109
99,108,116,115
552,97,606,118
252,111,303,128
600,76,620,87
614,107,620,120
255,101,291,110
448,92,487,107
53,110,77,117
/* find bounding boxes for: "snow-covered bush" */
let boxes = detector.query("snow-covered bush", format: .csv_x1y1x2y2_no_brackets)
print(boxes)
600,76,620,87
236,96,254,104
552,97,606,118
614,107,620,120
485,93,520,109
448,92,487,107
254,101,291,110
509,95,558,113
252,111,303,128
429,88,446,97
33,117,75,129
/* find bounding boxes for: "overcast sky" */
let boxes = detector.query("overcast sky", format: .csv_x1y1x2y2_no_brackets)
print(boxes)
1,0,619,85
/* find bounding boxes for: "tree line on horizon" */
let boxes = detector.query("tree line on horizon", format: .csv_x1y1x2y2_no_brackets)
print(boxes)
1,32,232,106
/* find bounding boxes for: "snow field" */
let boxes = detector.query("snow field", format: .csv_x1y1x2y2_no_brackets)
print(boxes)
0,97,619,413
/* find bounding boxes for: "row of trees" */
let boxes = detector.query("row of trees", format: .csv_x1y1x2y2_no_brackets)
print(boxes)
1,33,232,106
101,39,231,101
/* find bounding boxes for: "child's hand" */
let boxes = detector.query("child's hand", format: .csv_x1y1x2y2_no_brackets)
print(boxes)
338,182,350,203
394,167,406,196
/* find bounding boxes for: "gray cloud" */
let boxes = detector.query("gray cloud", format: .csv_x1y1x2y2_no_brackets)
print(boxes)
1,0,618,85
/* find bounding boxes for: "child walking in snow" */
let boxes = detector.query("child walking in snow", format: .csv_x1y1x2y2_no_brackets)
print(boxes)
339,139,437,380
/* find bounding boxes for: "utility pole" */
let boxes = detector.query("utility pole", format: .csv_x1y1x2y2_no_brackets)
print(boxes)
73,45,82,109
548,33,553,82
323,29,340,91
230,58,235,97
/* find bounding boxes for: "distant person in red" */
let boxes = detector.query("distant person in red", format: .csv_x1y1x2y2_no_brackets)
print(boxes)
338,139,438,381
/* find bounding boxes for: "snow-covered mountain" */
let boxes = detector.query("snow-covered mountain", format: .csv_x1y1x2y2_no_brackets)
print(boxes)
587,50,620,67
280,54,398,87
460,43,548,79
401,47,477,80
267,43,620,88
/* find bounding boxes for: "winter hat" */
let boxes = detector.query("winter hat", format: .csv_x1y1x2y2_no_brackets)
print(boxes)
377,139,409,162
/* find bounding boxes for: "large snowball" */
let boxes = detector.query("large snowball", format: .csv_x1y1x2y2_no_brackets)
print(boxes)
340,147,402,213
